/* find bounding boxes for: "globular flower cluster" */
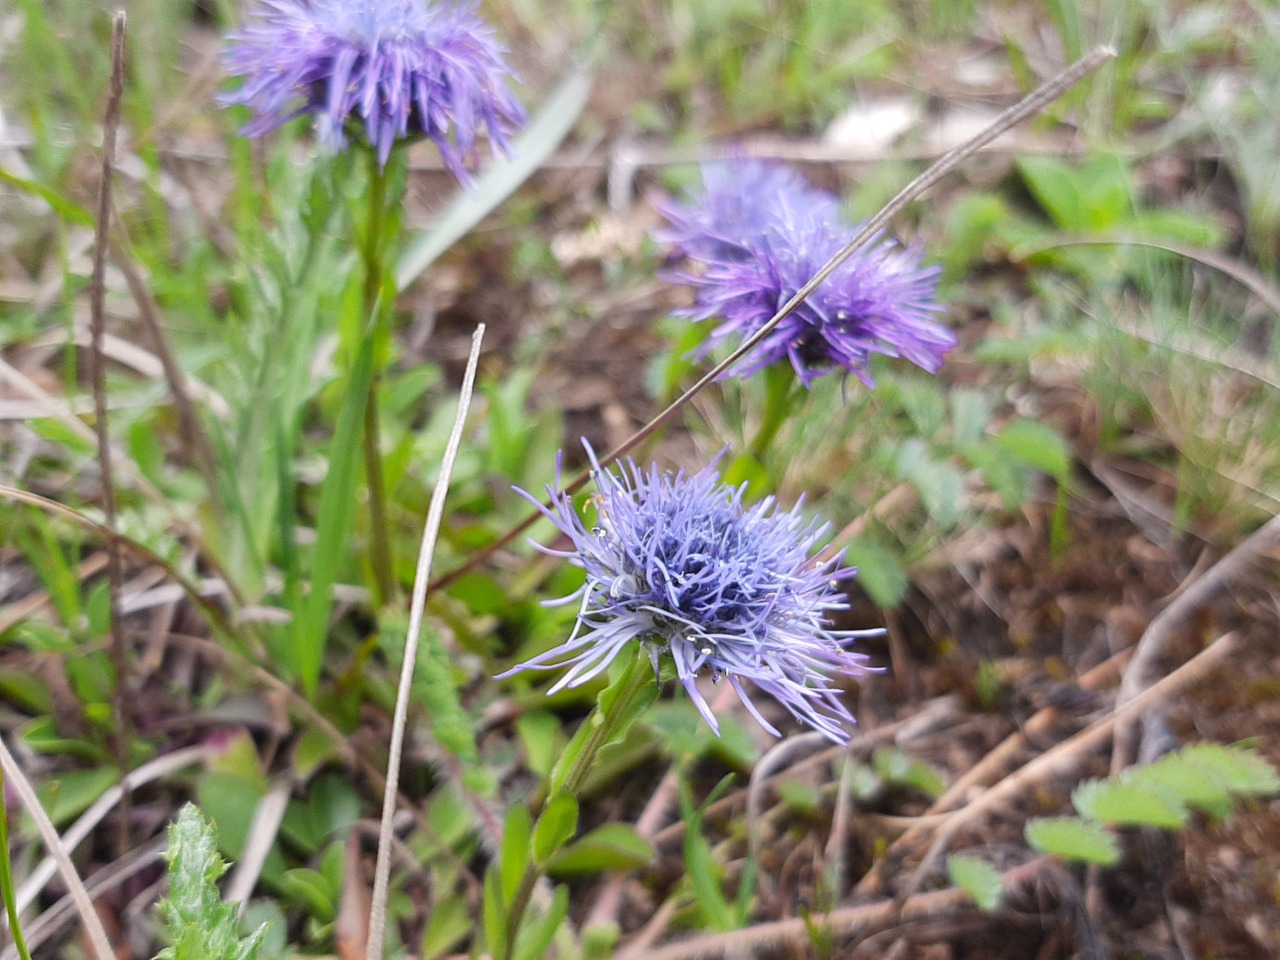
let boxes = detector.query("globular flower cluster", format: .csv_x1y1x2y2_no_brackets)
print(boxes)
657,157,953,386
498,449,878,743
221,0,524,174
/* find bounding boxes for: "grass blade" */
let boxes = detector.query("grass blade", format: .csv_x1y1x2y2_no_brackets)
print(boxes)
292,323,378,694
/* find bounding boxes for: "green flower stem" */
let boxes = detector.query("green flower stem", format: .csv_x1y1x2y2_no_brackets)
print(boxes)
0,770,34,960
502,649,652,960
749,363,801,460
360,151,395,608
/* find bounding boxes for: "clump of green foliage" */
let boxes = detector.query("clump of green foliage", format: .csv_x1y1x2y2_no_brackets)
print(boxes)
948,742,1280,911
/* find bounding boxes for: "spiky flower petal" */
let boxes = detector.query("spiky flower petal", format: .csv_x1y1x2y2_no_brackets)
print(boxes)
498,449,878,743
221,0,524,174
658,157,952,386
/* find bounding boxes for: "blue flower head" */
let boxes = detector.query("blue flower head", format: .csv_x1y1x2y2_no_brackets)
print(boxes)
498,448,878,744
658,157,953,387
221,0,525,175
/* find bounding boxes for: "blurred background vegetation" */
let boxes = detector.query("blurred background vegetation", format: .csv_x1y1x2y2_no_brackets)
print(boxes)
1,0,1279,956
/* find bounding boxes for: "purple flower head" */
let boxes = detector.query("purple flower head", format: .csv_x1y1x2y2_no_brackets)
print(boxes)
497,447,879,744
221,0,525,174
658,157,953,387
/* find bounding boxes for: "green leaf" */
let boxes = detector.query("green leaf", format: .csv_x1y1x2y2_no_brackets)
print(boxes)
872,747,945,799
996,419,1071,481
35,767,117,828
1125,755,1232,820
499,804,533,906
842,535,908,608
947,854,1003,911
1016,155,1085,231
950,389,995,447
908,457,966,529
546,823,655,878
292,317,378,694
680,780,735,933
721,452,770,495
548,652,659,796
961,440,1030,508
279,866,336,921
1025,817,1120,866
279,774,362,853
512,885,570,960
533,793,579,865
0,166,94,226
1072,779,1188,829
516,710,562,780
396,67,593,289
421,893,471,960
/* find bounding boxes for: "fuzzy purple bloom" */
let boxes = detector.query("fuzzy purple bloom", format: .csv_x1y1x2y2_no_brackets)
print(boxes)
657,157,953,387
497,449,878,743
221,0,524,174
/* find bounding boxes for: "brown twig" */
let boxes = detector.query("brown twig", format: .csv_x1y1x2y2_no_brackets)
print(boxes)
623,857,1050,960
87,10,132,856
899,632,1237,899
854,649,1133,897
1111,513,1280,771
427,46,1116,595
651,696,960,850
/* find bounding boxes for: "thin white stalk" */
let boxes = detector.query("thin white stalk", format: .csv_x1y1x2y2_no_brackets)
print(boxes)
0,738,116,960
226,777,293,914
365,324,486,960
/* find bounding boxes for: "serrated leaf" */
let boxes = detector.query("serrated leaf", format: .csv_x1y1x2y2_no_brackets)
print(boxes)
546,823,655,878
533,794,579,865
1125,755,1233,820
159,805,267,960
947,854,1003,911
1025,817,1120,866
1072,779,1188,829
996,419,1071,481
1179,743,1280,797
